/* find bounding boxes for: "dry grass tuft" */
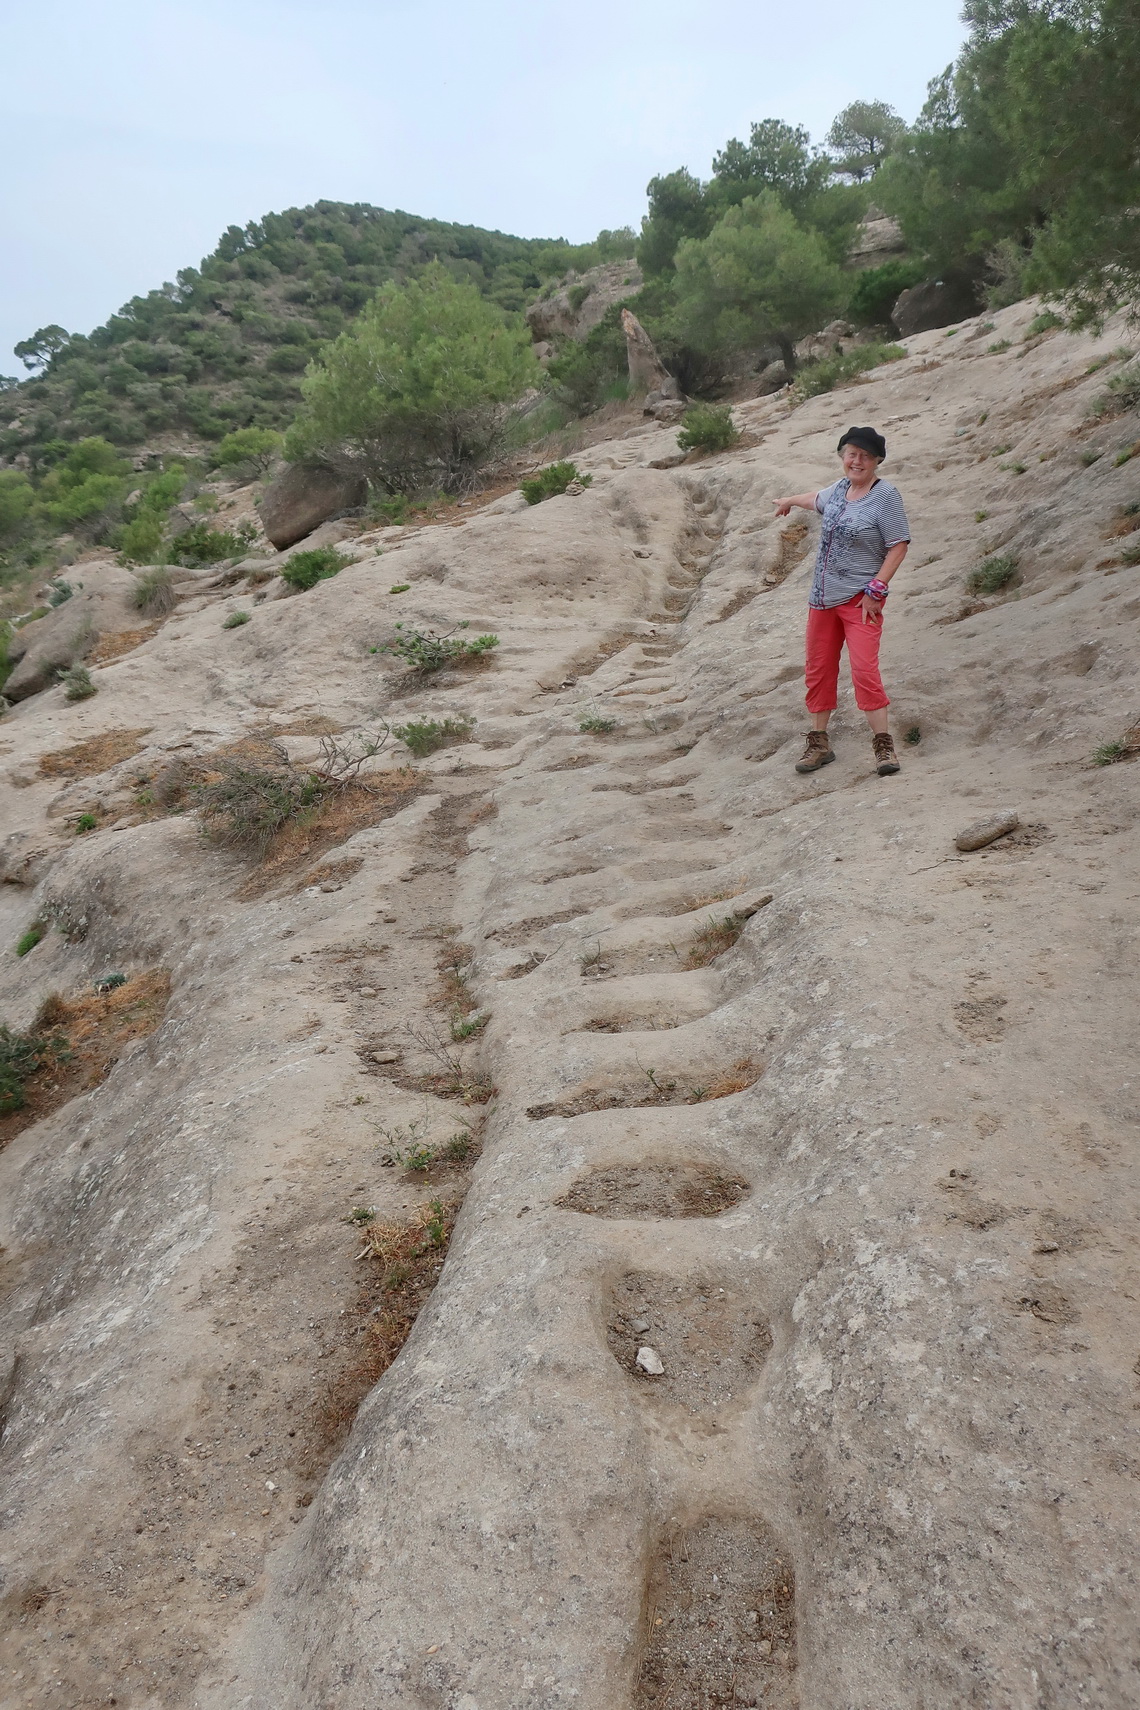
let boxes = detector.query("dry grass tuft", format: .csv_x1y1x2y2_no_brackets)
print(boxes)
38,728,152,781
682,913,747,969
87,624,161,665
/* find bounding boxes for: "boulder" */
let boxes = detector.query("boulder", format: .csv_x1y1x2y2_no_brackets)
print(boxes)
846,209,908,272
257,464,367,551
3,561,143,703
795,320,856,364
892,277,981,338
643,391,686,423
621,309,679,398
525,261,643,345
755,360,793,396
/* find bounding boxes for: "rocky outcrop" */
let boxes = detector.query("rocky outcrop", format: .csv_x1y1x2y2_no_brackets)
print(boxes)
845,206,908,272
257,463,367,550
3,562,142,702
526,260,643,344
892,275,981,336
621,308,679,398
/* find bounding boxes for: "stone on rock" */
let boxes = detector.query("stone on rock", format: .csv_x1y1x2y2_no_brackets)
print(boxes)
258,464,367,551
955,810,1019,851
636,1346,665,1376
892,277,980,338
621,309,679,399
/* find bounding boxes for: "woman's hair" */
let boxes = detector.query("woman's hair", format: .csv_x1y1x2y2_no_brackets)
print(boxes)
837,425,886,460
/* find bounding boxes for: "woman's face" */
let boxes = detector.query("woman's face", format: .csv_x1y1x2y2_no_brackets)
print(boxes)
842,444,881,483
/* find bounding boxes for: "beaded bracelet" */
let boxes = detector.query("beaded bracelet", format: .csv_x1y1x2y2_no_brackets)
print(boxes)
865,577,890,602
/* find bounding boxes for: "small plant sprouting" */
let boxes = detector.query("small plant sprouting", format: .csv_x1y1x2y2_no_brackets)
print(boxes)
966,554,1019,596
975,510,988,522
346,1205,377,1225
904,726,922,745
1005,461,1028,475
223,610,251,629
1080,450,1103,466
451,1012,488,1042
988,339,1012,354
1113,443,1140,467
683,913,746,970
15,922,44,957
389,583,411,594
689,1085,710,1102
61,665,96,701
393,715,475,758
1093,740,1126,766
991,443,1012,457
386,623,499,673
579,711,618,735
520,462,592,505
93,971,127,993
1121,539,1140,566
579,941,606,971
74,812,99,834
1025,309,1064,338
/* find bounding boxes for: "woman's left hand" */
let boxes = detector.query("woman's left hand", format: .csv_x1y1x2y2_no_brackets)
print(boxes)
860,594,884,625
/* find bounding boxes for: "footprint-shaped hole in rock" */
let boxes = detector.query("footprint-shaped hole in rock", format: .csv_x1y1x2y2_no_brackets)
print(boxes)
556,1163,747,1220
636,1516,797,1709
528,1060,761,1119
607,1269,771,1412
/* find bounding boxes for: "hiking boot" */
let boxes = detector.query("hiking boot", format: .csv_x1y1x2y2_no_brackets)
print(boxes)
873,732,901,775
795,731,835,773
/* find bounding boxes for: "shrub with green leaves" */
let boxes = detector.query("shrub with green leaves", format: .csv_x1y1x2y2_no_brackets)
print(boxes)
1091,360,1140,419
15,922,44,957
676,404,739,454
847,260,925,327
791,342,905,401
966,554,1019,594
62,665,97,701
393,715,475,757
196,746,326,854
131,566,178,615
387,622,499,672
520,462,592,504
1025,309,1064,338
0,1023,70,1116
579,712,618,734
167,521,257,567
213,427,282,472
223,610,251,629
281,546,347,591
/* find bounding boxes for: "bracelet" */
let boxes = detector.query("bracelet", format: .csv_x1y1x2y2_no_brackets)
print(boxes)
865,578,890,602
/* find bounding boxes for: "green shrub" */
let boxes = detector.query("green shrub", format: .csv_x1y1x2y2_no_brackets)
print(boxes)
62,665,97,701
74,812,99,832
847,259,925,327
987,339,1012,354
15,922,44,956
387,622,499,672
1080,449,1102,465
131,566,178,615
676,404,739,454
520,461,592,504
118,514,165,563
197,747,327,854
281,546,347,591
1092,740,1125,765
47,579,73,607
373,493,410,525
389,582,411,594
1025,309,1064,338
393,715,475,757
223,610,251,628
579,712,617,734
0,1023,70,1116
567,283,592,312
966,554,1019,594
791,342,905,401
0,469,35,542
903,726,922,745
167,521,257,566
214,427,282,472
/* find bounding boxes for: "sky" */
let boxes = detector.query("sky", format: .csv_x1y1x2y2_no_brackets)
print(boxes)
2,0,968,370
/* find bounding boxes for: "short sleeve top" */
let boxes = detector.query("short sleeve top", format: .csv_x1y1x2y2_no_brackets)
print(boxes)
810,478,911,609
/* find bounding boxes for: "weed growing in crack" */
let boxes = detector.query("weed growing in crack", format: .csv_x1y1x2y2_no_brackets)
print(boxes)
579,711,618,735
386,623,498,672
683,914,746,969
1093,740,1126,765
966,554,1019,595
74,812,99,834
451,1012,487,1042
346,1206,376,1225
394,716,474,758
15,923,44,957
223,610,251,629
904,725,922,744
61,665,97,701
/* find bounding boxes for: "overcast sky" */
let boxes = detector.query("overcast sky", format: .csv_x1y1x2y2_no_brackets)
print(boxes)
3,0,968,370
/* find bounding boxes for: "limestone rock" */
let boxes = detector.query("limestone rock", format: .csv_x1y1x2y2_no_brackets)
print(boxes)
621,309,678,398
525,261,643,344
643,390,686,422
636,1346,665,1376
795,320,856,364
3,561,142,702
257,464,367,551
892,277,980,337
846,209,908,272
756,360,793,395
955,809,1020,851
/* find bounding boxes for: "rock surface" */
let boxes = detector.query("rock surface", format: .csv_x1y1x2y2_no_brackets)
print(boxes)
622,308,679,398
955,808,1020,850
525,260,643,344
3,561,145,701
1,297,1138,1710
892,275,981,337
845,209,908,272
257,462,367,549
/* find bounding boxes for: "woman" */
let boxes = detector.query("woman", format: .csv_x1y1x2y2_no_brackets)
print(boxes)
774,425,910,777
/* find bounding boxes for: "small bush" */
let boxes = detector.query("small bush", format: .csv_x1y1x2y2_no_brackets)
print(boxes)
373,493,411,525
791,342,905,402
62,665,97,701
47,579,73,607
847,259,925,327
74,812,99,833
579,712,617,734
118,514,166,564
15,922,44,956
386,622,498,672
393,715,475,757
1091,360,1140,419
197,746,326,854
223,610,251,629
1093,741,1125,765
131,566,178,615
966,554,1019,595
389,582,411,594
1113,443,1140,467
281,546,347,592
167,521,257,567
0,1024,70,1116
1025,309,1064,339
213,427,282,473
903,726,922,745
1120,539,1140,566
987,339,1012,354
676,404,739,454
1080,449,1103,466
520,461,592,505
975,510,988,522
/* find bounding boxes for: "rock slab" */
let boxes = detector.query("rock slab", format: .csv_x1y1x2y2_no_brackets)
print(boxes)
955,809,1020,850
258,464,366,550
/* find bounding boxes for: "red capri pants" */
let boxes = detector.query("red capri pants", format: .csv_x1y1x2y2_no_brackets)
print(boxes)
804,597,889,714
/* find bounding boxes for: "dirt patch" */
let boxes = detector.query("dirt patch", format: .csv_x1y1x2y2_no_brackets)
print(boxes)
542,753,601,771
556,1163,748,1220
296,856,365,892
37,727,152,780
635,1516,798,1710
86,623,160,664
954,992,1008,1042
487,909,583,948
0,969,171,1150
607,1270,772,1414
1017,1282,1079,1325
265,715,346,736
528,1060,760,1120
577,1012,692,1033
762,520,811,589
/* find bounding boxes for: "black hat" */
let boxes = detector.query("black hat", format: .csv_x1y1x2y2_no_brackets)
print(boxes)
837,425,887,460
